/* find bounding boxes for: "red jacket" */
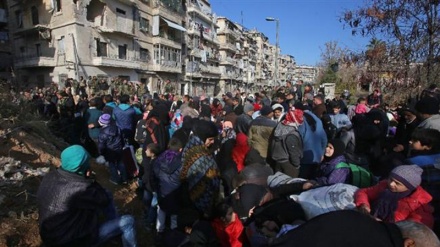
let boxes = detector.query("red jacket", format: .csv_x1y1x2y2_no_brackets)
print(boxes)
354,180,434,228
211,213,244,247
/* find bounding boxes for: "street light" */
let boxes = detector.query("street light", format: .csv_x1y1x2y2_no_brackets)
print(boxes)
266,17,279,87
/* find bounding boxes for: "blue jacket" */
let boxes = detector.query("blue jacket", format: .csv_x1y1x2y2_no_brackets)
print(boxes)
98,123,123,162
298,110,327,164
112,103,136,138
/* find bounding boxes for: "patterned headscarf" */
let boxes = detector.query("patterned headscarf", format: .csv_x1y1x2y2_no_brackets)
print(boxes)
282,107,304,127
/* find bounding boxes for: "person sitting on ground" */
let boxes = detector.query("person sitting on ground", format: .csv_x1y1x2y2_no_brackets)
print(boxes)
270,210,440,247
355,165,434,228
37,145,137,247
310,139,350,187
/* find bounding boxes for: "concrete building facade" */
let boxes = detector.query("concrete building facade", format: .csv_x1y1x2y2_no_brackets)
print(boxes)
7,0,314,95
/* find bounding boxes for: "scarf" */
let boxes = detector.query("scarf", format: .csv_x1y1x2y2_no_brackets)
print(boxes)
372,189,412,222
282,108,304,127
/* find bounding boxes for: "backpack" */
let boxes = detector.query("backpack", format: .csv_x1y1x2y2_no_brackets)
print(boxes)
271,130,302,166
335,162,375,188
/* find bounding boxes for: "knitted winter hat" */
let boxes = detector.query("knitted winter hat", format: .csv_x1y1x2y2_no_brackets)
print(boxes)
243,103,254,114
260,105,273,116
61,145,90,175
98,113,111,126
192,119,218,142
415,97,440,115
389,165,423,191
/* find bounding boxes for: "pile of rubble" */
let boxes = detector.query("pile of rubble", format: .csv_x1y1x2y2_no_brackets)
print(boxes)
0,156,50,188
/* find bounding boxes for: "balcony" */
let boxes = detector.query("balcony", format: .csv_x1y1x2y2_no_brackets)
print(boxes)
97,19,135,37
187,3,213,23
207,65,221,74
152,61,182,73
14,55,55,68
92,56,140,69
219,57,236,66
219,42,236,52
187,25,219,45
152,36,182,49
217,28,241,40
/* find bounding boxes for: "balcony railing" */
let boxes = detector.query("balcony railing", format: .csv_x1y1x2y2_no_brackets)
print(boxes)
187,3,213,23
152,0,185,16
92,55,141,69
219,42,236,52
153,60,182,73
152,36,182,49
14,55,55,68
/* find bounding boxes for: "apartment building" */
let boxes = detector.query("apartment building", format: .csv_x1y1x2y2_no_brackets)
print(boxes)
216,16,244,94
294,65,318,85
8,0,186,93
7,0,302,95
185,0,220,96
0,0,10,81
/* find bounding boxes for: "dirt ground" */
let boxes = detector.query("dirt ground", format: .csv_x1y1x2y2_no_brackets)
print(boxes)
0,121,153,247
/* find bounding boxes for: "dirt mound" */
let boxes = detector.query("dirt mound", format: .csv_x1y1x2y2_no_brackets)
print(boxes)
0,120,152,246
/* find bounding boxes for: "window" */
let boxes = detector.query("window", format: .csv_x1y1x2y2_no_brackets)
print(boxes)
96,39,107,57
140,48,150,61
15,10,23,28
140,17,149,33
56,0,61,12
118,45,127,59
58,36,65,54
116,8,126,15
31,6,39,25
35,44,41,56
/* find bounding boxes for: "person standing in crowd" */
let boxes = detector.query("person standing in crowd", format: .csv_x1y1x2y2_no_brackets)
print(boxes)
297,104,328,179
329,101,352,135
84,97,102,143
415,96,440,132
180,120,221,219
312,94,327,119
97,113,127,185
248,105,277,160
271,103,285,123
235,102,254,135
270,108,304,178
37,145,137,247
113,94,137,143
367,89,383,108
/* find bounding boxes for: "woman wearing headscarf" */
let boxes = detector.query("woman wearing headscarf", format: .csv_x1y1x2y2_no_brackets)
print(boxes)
216,121,237,195
311,139,350,186
180,119,221,218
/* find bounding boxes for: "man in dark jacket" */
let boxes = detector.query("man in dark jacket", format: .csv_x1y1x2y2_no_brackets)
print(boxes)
37,145,137,247
235,102,254,135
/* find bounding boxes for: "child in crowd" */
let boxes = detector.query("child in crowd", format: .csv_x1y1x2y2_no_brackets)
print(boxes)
405,128,440,231
355,165,434,228
211,201,245,247
143,143,161,231
151,137,183,234
97,113,127,185
312,139,350,187
355,97,369,115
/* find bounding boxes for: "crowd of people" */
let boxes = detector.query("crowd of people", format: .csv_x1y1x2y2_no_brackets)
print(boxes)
30,77,440,247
